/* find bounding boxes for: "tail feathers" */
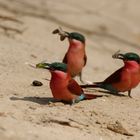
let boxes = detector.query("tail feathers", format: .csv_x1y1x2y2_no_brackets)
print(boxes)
84,93,103,99
81,82,119,94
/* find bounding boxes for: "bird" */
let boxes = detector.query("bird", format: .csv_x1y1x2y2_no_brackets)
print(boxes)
36,62,101,104
80,52,140,97
52,27,87,83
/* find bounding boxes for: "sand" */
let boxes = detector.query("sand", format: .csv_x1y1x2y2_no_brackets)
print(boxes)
0,0,140,139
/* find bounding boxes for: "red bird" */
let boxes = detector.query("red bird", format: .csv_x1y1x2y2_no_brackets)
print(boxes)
53,27,87,83
36,62,101,104
81,52,140,97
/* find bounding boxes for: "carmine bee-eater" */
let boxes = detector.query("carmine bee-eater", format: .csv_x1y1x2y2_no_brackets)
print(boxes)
36,62,101,104
81,52,140,97
52,27,87,83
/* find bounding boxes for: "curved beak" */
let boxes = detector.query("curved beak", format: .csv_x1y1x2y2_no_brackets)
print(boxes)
36,63,51,70
112,51,125,60
113,54,124,60
52,27,70,41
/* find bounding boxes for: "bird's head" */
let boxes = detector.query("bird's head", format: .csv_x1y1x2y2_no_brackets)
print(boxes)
52,27,85,44
67,32,85,44
36,62,67,72
112,51,140,64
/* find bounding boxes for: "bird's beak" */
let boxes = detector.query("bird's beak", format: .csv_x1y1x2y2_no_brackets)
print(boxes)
52,27,70,41
114,54,124,60
59,32,69,41
112,51,125,60
36,63,51,70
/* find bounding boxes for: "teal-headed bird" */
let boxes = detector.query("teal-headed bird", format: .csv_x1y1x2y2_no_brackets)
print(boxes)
81,52,140,97
53,27,87,83
37,62,101,104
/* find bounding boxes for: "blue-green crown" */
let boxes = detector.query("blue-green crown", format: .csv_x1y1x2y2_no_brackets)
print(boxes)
124,52,140,63
69,32,85,43
36,62,67,72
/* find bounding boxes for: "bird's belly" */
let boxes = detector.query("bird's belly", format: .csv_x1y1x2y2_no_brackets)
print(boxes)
67,54,85,77
112,83,130,92
68,64,83,77
112,73,140,92
112,79,131,92
130,73,140,89
50,82,76,101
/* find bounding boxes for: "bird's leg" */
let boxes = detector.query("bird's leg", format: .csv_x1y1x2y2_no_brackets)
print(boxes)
78,72,92,84
128,90,132,98
79,72,84,83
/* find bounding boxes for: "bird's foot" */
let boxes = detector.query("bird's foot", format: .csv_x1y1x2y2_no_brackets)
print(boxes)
128,90,132,98
128,95,132,98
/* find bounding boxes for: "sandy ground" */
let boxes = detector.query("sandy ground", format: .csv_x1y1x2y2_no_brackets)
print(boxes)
0,0,140,139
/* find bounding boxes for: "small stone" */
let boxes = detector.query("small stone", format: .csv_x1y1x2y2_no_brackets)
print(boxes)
96,120,101,124
32,80,43,86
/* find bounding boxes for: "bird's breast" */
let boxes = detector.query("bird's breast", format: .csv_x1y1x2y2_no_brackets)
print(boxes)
130,68,140,88
66,48,85,77
50,76,76,101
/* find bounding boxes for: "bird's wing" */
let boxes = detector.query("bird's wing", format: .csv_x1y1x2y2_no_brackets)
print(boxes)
104,67,123,84
84,54,87,66
68,77,103,101
67,79,83,96
62,53,68,63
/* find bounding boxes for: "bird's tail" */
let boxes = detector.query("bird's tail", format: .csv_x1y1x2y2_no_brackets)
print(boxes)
81,82,119,95
80,82,102,88
84,93,103,99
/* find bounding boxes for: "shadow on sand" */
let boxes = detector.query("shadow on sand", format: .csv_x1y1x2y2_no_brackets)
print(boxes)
10,96,58,105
